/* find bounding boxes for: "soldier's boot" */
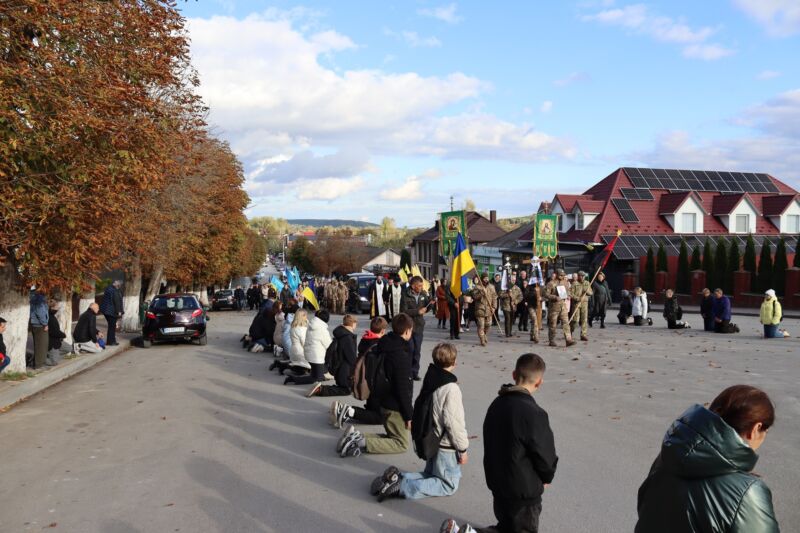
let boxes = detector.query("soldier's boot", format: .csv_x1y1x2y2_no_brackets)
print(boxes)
581,335,589,342
566,339,577,347
600,318,605,329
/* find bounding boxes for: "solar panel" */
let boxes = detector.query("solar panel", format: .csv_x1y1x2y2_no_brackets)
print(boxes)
624,167,641,178
629,176,648,188
622,167,781,194
611,198,640,223
620,188,654,201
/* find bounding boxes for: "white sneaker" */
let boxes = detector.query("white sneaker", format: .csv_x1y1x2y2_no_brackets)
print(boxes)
323,372,334,381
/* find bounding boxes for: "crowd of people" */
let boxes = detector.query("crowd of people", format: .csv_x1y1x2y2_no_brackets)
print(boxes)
228,265,785,532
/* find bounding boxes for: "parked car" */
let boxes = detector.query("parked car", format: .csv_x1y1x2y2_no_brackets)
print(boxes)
211,289,235,311
345,273,376,314
142,294,208,347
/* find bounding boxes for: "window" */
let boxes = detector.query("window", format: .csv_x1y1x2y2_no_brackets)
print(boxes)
735,214,749,233
787,214,800,233
576,213,584,231
557,215,563,232
682,213,696,233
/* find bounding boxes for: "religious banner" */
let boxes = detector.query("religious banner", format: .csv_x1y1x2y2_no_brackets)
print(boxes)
533,214,559,259
439,210,468,258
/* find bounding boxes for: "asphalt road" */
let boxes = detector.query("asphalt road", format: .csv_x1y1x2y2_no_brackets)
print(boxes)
1,309,798,532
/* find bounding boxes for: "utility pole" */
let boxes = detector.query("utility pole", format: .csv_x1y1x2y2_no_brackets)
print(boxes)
450,195,454,211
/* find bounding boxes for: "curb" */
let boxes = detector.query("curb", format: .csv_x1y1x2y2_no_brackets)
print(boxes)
0,340,133,412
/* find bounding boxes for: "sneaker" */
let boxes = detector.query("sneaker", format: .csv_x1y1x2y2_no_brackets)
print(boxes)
306,382,322,397
370,476,384,496
331,401,351,429
440,519,460,533
336,424,356,454
376,468,402,501
45,357,57,367
323,372,334,381
341,438,362,458
329,401,340,426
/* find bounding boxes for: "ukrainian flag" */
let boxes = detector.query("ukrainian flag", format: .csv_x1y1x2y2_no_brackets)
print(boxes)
450,233,476,298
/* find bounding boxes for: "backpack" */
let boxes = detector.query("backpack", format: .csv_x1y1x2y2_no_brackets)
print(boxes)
411,390,440,461
351,344,389,401
324,336,340,375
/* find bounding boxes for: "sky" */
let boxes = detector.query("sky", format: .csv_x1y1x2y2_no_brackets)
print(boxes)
178,1,800,227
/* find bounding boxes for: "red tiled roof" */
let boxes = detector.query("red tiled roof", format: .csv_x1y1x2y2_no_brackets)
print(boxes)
711,193,760,215
762,194,798,216
553,194,590,212
659,191,705,215
412,211,506,244
574,199,606,213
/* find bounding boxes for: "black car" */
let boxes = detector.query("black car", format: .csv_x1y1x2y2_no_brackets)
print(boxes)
142,294,207,347
346,273,376,314
211,289,235,311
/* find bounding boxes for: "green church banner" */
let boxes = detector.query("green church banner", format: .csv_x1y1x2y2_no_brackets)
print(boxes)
533,214,558,259
439,210,468,257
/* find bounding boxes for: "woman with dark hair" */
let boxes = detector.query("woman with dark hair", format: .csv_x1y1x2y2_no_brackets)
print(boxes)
636,385,779,532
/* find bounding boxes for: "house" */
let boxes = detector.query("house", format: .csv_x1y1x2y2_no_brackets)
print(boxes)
361,247,401,274
411,210,507,280
473,221,535,276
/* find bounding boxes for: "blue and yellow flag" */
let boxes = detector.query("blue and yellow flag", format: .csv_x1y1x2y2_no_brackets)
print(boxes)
450,233,476,298
302,286,320,310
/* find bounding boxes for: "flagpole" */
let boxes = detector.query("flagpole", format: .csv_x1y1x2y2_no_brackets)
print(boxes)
568,230,621,324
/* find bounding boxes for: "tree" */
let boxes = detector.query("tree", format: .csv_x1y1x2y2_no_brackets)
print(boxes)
714,238,728,293
690,246,702,271
644,247,656,292
656,241,668,272
743,234,757,292
379,217,397,239
794,236,800,268
463,199,476,211
702,239,715,290
249,216,290,253
727,241,740,295
757,240,774,293
288,236,315,273
400,249,412,272
677,239,690,294
773,238,788,296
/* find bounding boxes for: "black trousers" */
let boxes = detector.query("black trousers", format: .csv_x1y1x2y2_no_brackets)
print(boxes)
518,304,529,330
504,310,514,336
353,397,385,425
292,363,326,385
410,332,422,377
474,499,542,533
104,314,118,344
449,304,460,338
318,384,350,396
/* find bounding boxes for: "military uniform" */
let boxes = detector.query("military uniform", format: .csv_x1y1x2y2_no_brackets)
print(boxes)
523,283,542,343
570,274,593,341
470,281,497,346
545,273,575,347
499,284,523,337
338,282,348,314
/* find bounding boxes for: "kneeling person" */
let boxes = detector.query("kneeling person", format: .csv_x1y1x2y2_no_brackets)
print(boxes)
309,314,358,397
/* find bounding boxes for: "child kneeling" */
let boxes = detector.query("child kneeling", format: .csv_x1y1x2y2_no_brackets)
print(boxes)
371,342,469,501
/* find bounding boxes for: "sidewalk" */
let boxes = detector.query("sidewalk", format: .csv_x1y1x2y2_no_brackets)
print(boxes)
0,316,136,411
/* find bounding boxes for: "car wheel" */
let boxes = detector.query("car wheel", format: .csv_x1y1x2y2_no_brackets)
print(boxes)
142,338,152,348
197,334,208,346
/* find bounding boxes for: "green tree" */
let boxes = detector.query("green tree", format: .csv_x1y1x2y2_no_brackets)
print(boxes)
773,238,788,296
379,217,397,239
657,241,668,272
714,238,728,293
743,234,757,291
644,247,656,292
757,240,774,293
463,199,476,211
702,239,715,290
690,246,702,271
287,236,315,273
400,249,412,272
677,239,690,294
727,241,741,295
794,236,800,268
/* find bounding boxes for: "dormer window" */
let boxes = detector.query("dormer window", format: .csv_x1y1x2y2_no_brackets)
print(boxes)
735,214,749,233
576,212,585,230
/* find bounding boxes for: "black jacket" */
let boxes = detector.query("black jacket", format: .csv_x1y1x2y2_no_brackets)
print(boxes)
592,280,611,313
376,332,413,421
73,309,99,343
248,309,275,342
619,296,633,317
48,313,67,350
483,385,558,504
332,325,357,388
663,297,682,322
523,284,540,307
358,334,381,358
700,295,714,318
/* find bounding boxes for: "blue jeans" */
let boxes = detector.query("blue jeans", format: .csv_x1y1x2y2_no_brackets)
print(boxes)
0,353,10,372
764,324,783,338
399,449,461,499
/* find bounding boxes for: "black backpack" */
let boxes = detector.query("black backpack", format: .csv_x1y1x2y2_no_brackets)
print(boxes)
411,390,440,460
324,336,340,375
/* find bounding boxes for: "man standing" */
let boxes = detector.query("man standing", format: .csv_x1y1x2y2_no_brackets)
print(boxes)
545,270,576,347
524,280,542,344
570,271,592,342
29,290,49,369
470,273,497,347
100,280,124,346
499,275,523,338
73,303,104,353
400,276,432,381
491,273,502,326
369,275,389,319
590,272,611,329
387,275,403,319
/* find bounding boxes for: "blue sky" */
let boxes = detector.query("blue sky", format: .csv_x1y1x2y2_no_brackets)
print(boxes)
178,1,800,226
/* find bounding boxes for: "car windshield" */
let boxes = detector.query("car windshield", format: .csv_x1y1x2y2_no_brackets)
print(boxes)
152,297,199,311
215,291,233,297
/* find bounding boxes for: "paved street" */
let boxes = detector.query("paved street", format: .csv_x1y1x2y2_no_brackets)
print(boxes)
1,309,798,532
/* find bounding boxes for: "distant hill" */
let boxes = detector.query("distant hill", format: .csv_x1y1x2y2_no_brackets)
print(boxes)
287,219,379,228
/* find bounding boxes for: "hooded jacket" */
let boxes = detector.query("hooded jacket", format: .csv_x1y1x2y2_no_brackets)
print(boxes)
303,316,332,365
358,330,381,357
712,295,732,321
73,308,99,343
376,332,414,421
417,363,469,453
483,385,558,504
400,287,431,333
636,405,779,533
29,293,49,327
663,296,682,323
273,312,285,348
288,324,309,369
760,297,782,326
632,292,648,318
331,325,357,388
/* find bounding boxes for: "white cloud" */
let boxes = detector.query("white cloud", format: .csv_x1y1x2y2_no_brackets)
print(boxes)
385,28,442,48
733,0,800,37
583,4,734,60
380,175,425,200
756,70,782,80
418,3,462,24
540,101,554,113
297,177,365,200
553,72,591,87
253,146,370,183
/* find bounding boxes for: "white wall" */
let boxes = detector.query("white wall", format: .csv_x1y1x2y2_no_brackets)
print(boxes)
720,200,758,233
552,201,573,232
778,200,800,233
672,197,705,233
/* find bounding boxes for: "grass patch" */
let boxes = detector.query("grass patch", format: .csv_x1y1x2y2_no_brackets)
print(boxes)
0,371,36,381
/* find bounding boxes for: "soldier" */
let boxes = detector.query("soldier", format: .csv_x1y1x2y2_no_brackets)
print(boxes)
499,274,523,337
523,280,542,343
544,269,576,348
570,271,593,341
338,281,348,315
470,273,498,346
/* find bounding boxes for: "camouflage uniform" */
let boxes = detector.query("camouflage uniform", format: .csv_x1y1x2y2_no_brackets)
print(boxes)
470,281,497,346
544,273,575,347
570,274,593,340
524,283,542,343
337,282,348,314
499,284,523,337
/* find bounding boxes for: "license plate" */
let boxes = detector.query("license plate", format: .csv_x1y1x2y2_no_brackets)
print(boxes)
163,327,184,334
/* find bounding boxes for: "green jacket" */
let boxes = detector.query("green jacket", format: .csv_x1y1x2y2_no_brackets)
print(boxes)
636,405,779,533
760,297,782,326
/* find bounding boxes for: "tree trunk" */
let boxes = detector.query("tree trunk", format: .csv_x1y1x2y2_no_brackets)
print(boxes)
54,288,74,345
121,256,142,332
144,263,164,302
0,258,30,373
167,282,177,293
79,279,96,315
198,285,210,307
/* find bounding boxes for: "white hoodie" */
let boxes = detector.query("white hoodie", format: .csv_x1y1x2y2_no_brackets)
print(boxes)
289,325,309,369
304,316,332,365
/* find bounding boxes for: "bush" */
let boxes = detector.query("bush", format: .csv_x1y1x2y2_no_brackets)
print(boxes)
727,242,740,295
677,239,690,294
644,247,655,292
774,238,788,296
702,239,715,290
656,241,668,272
743,234,757,291
757,240,773,293
690,246,702,271
715,238,728,293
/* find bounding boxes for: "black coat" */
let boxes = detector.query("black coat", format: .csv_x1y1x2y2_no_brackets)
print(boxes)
700,295,714,318
48,313,67,350
358,334,380,358
592,280,611,314
376,332,413,421
73,309,99,343
248,309,275,342
331,325,357,388
663,297,682,322
483,385,558,504
619,296,633,317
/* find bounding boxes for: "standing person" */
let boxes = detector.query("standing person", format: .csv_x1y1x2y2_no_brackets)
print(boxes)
100,280,123,346
337,314,414,457
700,288,715,332
290,309,332,389
72,303,104,354
470,273,498,347
491,273,502,326
246,284,259,310
589,272,611,328
436,282,450,329
632,287,651,326
663,289,690,329
760,289,789,338
516,269,528,289
712,288,739,333
338,281,349,316
387,276,403,319
635,385,779,533
29,290,49,369
569,271,592,341
233,285,246,311
400,276,432,381
544,269,576,347
517,279,530,332
280,283,293,308
442,353,558,533
309,314,358,397
0,317,10,373
369,275,388,319
618,289,633,324
445,283,460,340
46,299,68,365
369,343,469,502
499,275,523,338
524,280,542,344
